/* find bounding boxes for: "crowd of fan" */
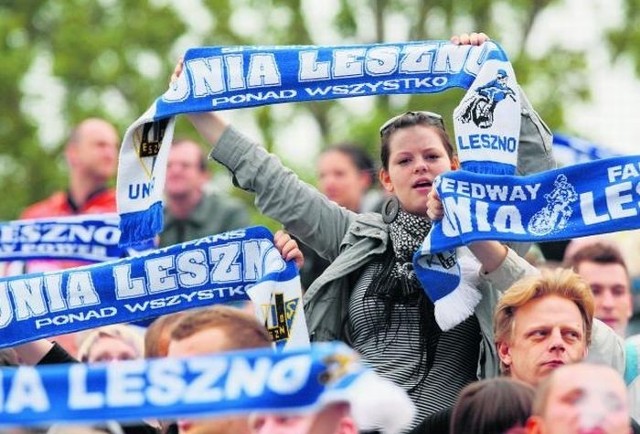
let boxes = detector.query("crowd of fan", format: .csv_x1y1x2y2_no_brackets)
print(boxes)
2,32,640,434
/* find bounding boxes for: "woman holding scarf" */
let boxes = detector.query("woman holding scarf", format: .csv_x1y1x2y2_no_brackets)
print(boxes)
176,33,554,428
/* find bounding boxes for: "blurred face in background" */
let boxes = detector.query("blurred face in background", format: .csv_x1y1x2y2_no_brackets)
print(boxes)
165,140,209,200
576,261,632,336
317,150,371,212
66,118,119,184
169,327,251,434
250,403,356,434
85,335,140,363
529,364,629,434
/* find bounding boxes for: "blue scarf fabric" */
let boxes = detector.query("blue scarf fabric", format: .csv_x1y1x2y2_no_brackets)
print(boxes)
0,342,412,431
0,214,154,263
116,40,517,246
0,344,400,426
553,132,621,166
419,155,640,251
0,226,309,351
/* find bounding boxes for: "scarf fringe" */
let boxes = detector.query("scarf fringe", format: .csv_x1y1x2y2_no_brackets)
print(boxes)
118,201,164,247
433,253,482,331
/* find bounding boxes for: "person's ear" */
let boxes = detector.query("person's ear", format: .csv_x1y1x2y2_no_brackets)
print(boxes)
379,168,394,193
65,145,77,168
497,340,512,369
338,416,358,434
451,155,460,170
526,415,544,433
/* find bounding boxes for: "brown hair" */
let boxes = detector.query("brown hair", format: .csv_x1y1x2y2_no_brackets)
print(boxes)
321,142,377,186
379,111,455,170
144,312,188,358
450,378,535,434
494,268,595,374
563,241,628,277
170,305,270,351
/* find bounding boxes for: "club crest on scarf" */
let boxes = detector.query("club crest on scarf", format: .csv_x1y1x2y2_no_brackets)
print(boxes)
319,352,359,385
261,291,300,348
132,119,168,181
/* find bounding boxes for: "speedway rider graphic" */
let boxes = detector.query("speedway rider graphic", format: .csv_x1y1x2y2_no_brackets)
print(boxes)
527,174,578,236
457,69,516,128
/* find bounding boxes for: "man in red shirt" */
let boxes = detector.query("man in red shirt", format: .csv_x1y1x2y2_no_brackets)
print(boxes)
7,117,120,355
22,117,118,217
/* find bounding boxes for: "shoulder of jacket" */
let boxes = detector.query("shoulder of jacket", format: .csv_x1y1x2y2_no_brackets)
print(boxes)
346,213,388,240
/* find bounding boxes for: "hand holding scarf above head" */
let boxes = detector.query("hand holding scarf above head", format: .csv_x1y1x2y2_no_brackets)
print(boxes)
116,40,516,247
413,61,522,331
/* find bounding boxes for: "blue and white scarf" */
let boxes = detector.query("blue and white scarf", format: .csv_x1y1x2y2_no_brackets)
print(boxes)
412,57,521,330
0,226,309,351
0,342,415,433
0,214,154,263
553,132,621,166
116,40,518,246
420,155,640,252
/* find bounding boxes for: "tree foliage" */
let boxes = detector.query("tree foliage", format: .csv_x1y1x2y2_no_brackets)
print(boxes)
0,0,629,222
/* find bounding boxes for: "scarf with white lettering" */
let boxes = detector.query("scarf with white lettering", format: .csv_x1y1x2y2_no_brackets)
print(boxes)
412,61,521,330
0,214,154,263
0,342,415,434
116,40,518,246
420,155,640,255
0,226,309,352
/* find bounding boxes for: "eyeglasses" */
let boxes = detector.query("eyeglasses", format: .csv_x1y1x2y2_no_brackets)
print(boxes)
379,111,445,137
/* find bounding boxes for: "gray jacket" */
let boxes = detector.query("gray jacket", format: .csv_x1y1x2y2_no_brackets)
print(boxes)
209,90,623,378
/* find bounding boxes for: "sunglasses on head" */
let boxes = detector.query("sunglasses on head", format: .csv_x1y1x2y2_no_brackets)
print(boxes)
379,111,445,137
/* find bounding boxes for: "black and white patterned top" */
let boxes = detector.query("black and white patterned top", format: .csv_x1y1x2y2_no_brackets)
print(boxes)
349,259,481,430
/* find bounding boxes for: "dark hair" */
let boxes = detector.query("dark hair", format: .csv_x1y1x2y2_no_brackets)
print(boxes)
563,242,628,276
172,137,208,172
379,111,455,170
450,378,535,434
321,142,376,185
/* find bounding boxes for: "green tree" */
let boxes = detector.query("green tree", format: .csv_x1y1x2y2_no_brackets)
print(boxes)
0,0,628,225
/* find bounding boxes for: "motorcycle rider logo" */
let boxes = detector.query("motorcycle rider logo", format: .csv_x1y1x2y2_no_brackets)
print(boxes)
457,69,516,129
527,174,578,236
